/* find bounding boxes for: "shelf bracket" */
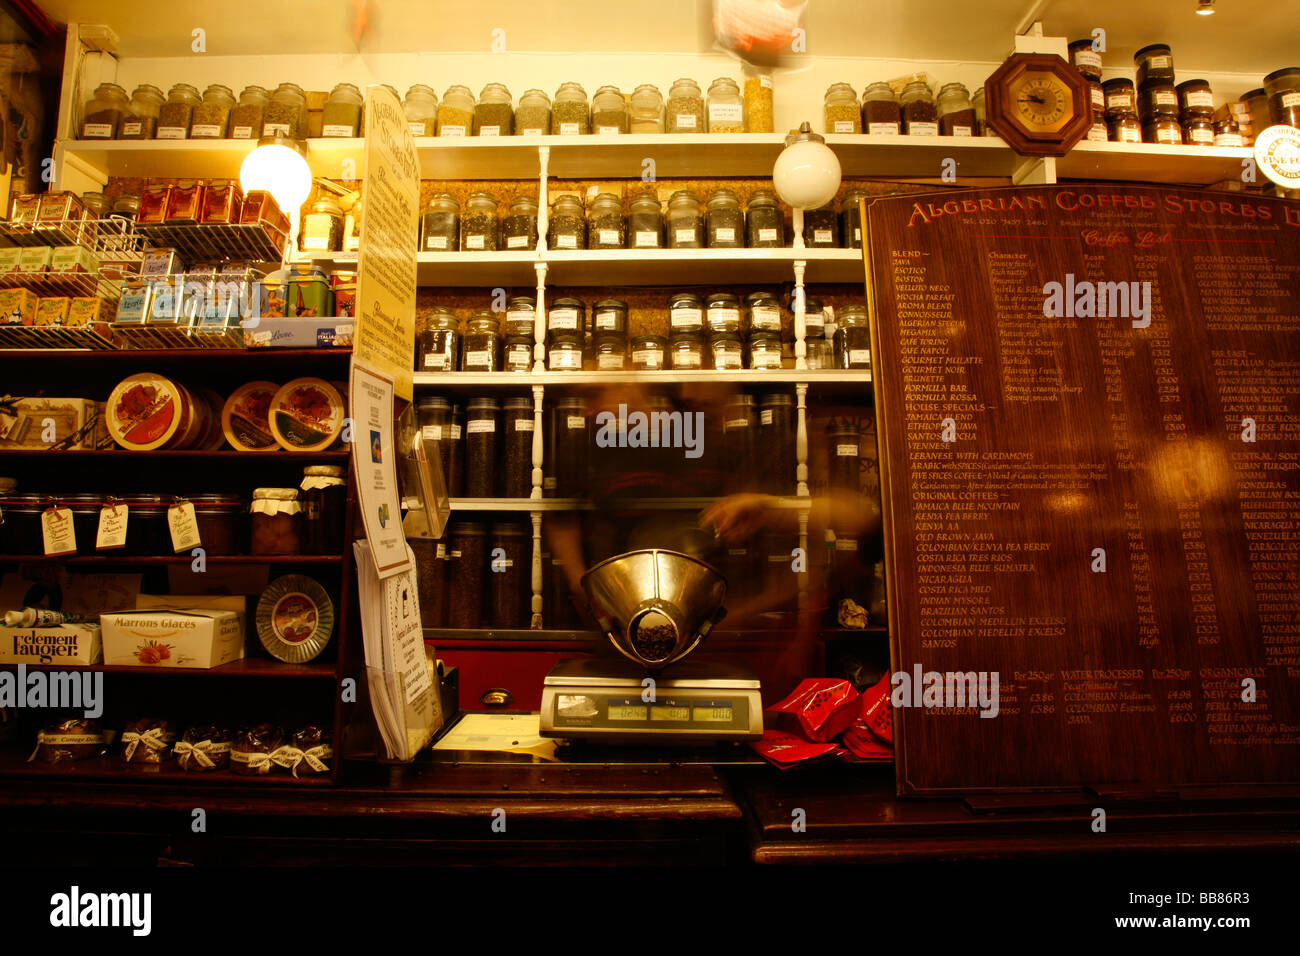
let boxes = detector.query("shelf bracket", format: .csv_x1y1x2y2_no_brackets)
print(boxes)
1012,156,1056,185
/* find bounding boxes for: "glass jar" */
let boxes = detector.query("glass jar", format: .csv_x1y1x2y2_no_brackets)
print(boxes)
803,205,838,247
413,537,449,627
1142,117,1183,145
840,188,868,249
834,305,871,368
1068,38,1103,81
54,494,101,555
594,333,628,370
474,82,513,136
806,337,832,369
301,197,344,252
1176,79,1215,118
710,332,743,370
974,87,989,136
403,84,439,136
319,82,363,137
706,188,744,248
667,78,705,134
746,189,784,247
230,85,269,139
250,488,302,555
1087,80,1105,120
669,292,705,333
82,82,128,139
1134,43,1175,89
706,292,742,333
553,397,589,497
120,84,164,139
417,397,462,497
1107,110,1142,143
504,296,537,337
1264,67,1300,127
464,399,500,497
862,82,901,135
447,522,486,627
489,523,529,627
721,395,757,490
0,495,44,554
119,495,170,556
462,313,500,371
552,81,589,135
1103,78,1136,117
81,191,110,218
501,397,534,497
666,190,704,248
743,71,774,132
300,466,346,554
748,331,783,370
746,291,782,333
592,85,628,134
824,82,860,133
592,298,628,336
158,83,202,139
515,88,551,135
421,193,460,252
670,331,705,369
438,85,475,136
1182,118,1214,146
190,84,235,138
503,195,539,250
587,193,625,249
937,82,975,136
827,424,860,493
631,334,668,370
264,82,306,138
462,193,499,251
627,193,663,249
1213,118,1243,147
900,81,937,135
1137,82,1179,122
548,194,586,250
190,495,244,554
548,331,585,371
707,77,743,132
547,297,585,342
418,308,460,372
759,394,795,494
630,83,665,133
504,335,533,372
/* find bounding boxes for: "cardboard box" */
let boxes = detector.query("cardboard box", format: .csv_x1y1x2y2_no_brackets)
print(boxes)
50,244,99,275
0,624,101,666
0,287,38,325
67,296,112,327
136,594,247,631
35,297,71,326
114,282,152,323
0,247,22,273
243,315,353,348
18,246,52,273
100,608,244,669
0,396,99,448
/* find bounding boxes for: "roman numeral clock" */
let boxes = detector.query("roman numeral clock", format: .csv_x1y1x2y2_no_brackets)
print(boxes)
984,52,1092,157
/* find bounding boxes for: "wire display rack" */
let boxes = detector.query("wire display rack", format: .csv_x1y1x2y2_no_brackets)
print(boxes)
135,222,288,263
10,270,121,300
112,322,245,350
0,322,115,350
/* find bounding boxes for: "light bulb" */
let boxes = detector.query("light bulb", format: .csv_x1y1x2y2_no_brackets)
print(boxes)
240,140,312,214
1195,0,1215,14
773,126,842,210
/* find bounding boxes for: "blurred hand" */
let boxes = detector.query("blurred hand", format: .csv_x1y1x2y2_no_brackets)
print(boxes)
700,493,778,543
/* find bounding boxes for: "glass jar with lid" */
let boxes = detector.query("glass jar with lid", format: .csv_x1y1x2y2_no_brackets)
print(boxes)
806,337,832,369
422,194,460,251
594,333,628,370
500,398,534,497
462,312,500,371
746,291,782,333
504,296,537,336
230,85,269,139
504,335,533,372
592,299,627,337
900,81,937,135
552,397,589,497
548,194,586,250
824,82,860,133
759,394,795,494
300,465,347,554
706,292,742,333
250,488,302,555
975,87,991,136
81,191,110,218
710,332,744,370
547,297,586,342
190,84,236,138
1134,43,1175,88
417,307,460,372
1264,67,1300,127
503,195,539,250
748,331,783,370
515,88,551,135
548,331,585,371
82,82,129,139
319,83,363,137
743,70,774,132
403,84,438,136
437,85,475,136
1102,78,1136,117
627,193,663,248
301,196,344,252
120,84,164,139
670,331,706,369
264,82,306,138
669,292,705,333
552,82,589,134
746,189,784,247
1137,82,1179,122
834,305,871,369
1182,117,1214,146
861,82,901,135
803,204,839,247
463,399,500,497
158,83,202,139
1213,117,1243,147
1068,38,1103,81
1108,111,1142,143
667,78,705,133
417,397,463,496
475,83,513,136
632,334,668,370
666,190,704,248
707,77,743,132
462,192,499,251
840,187,868,249
706,188,744,248
592,85,629,134
1242,88,1271,140
937,83,975,136
1175,79,1215,118
587,193,625,249
630,84,665,133
1141,117,1182,145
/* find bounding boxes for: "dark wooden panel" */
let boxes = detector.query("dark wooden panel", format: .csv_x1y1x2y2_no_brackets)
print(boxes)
865,185,1300,794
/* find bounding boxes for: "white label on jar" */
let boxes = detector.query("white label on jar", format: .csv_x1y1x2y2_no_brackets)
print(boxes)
633,349,663,367
813,228,833,243
709,102,743,123
96,504,128,551
422,425,443,440
1154,91,1177,106
833,120,856,133
507,235,528,248
598,229,620,245
1087,125,1109,142
596,311,619,329
322,124,354,137
156,127,187,139
408,122,427,136
835,538,858,551
759,76,773,89
671,308,702,328
757,227,779,242
440,125,466,137
634,230,658,247
191,124,222,137
1148,55,1171,69
466,235,486,250
836,444,859,456
479,125,501,136
551,349,582,369
1155,128,1180,144
515,419,535,431
567,415,586,429
232,125,253,138
1091,88,1105,108
760,409,774,425
1186,91,1214,108
451,550,462,558
555,234,578,249
1107,93,1132,109
449,425,462,439
1283,92,1300,108
751,306,780,329
1188,127,1214,144
422,353,446,370
549,308,578,329
1214,133,1243,147
82,123,113,138
597,353,625,370
435,543,447,559
168,502,201,553
853,227,861,242
951,125,972,137
597,125,621,134
559,122,580,135
709,307,740,326
520,127,544,135
41,507,76,555
674,227,697,243
507,353,530,370
262,122,290,136
907,121,938,136
675,113,697,130
724,418,750,430
751,351,781,369
868,122,899,135
509,309,535,325
714,350,742,369
303,236,330,250
715,227,736,242
849,348,871,364
121,120,144,137
465,350,491,368
426,236,449,250
1075,50,1102,70
673,352,702,369
468,419,496,434
1119,127,1142,143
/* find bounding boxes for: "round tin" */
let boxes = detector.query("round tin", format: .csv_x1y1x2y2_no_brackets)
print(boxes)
256,574,335,663
222,380,280,451
268,377,345,452
107,373,192,451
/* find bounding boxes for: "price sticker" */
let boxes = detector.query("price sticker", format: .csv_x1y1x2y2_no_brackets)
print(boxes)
41,507,77,556
96,503,129,551
168,501,202,553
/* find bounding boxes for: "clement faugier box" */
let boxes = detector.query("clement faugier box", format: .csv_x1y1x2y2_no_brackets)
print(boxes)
0,624,101,666
99,608,244,668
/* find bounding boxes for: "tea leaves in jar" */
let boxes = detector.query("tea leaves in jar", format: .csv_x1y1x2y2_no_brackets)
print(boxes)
502,398,534,497
743,74,774,132
191,84,235,138
503,196,538,250
474,83,514,136
515,89,551,134
666,78,705,133
422,194,460,252
438,85,475,136
553,83,590,135
627,193,663,249
803,206,839,247
592,85,629,134
706,77,743,132
586,194,625,249
230,85,269,139
548,195,586,250
464,400,500,497
461,193,499,251
706,189,744,248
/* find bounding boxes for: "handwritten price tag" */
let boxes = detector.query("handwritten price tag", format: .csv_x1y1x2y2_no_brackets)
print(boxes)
167,501,202,553
96,504,129,550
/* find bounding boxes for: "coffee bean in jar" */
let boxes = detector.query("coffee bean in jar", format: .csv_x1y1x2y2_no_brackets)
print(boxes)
464,398,500,498
462,312,500,372
937,82,975,136
746,188,784,247
627,192,663,249
416,396,463,496
587,193,625,249
548,194,586,250
82,82,129,138
412,536,450,627
461,193,499,251
489,522,530,627
502,195,539,250
862,82,901,134
418,307,460,372
447,522,487,627
552,398,589,497
502,396,535,497
900,80,937,135
422,193,460,252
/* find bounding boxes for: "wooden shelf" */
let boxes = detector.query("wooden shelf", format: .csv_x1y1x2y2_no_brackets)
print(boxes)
0,657,336,678
0,448,350,461
0,554,344,565
447,496,813,512
1053,140,1254,185
426,626,888,644
412,369,872,391
0,346,351,362
0,749,336,785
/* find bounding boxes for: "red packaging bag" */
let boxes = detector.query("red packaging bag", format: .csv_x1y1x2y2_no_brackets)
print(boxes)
751,729,840,769
766,678,860,743
840,674,894,760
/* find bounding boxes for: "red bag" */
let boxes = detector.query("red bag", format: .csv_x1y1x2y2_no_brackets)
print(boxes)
840,674,894,760
766,678,860,743
751,729,840,769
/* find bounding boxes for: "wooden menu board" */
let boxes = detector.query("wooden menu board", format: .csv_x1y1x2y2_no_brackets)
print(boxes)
865,185,1300,795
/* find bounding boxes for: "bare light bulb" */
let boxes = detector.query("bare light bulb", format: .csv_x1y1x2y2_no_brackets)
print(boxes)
1195,0,1215,14
239,139,312,215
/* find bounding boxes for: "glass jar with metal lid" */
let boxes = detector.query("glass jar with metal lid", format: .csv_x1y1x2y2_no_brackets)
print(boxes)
667,78,705,133
747,331,783,370
1183,117,1214,146
937,83,975,136
319,83,363,137
501,398,534,497
157,83,202,139
250,488,302,555
437,85,475,136
504,335,533,372
806,336,832,369
464,399,500,497
669,292,705,333
627,193,663,249
190,84,236,138
264,82,306,138
746,189,784,247
403,84,438,136
706,188,744,248
118,495,171,556
120,84,164,139
746,291,782,333
417,307,460,372
670,331,706,369
110,193,140,222
758,393,795,494
840,187,869,249
861,82,901,135
707,77,743,132
1137,82,1179,121
706,292,742,333
1086,80,1104,120
1068,39,1103,81
552,82,589,134
422,193,460,251
515,88,551,135
630,84,665,133
1213,117,1243,147
1107,110,1142,143
548,331,585,371
462,192,499,251
1264,67,1300,127
503,195,539,250
592,299,628,336
474,82,513,136
504,296,537,337
300,196,344,252
666,190,704,248
1102,78,1136,117
594,333,628,370
417,397,462,496
547,297,586,342
710,332,744,370
592,85,629,133
824,82,860,133
299,466,346,555
1134,43,1175,88
631,334,668,370
586,193,625,249
548,194,586,250
900,81,937,135
1175,79,1215,118
230,85,269,139
834,305,871,369
447,522,487,626
462,312,500,371
1141,117,1182,145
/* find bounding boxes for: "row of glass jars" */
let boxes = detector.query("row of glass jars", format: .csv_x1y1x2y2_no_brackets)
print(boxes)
826,80,978,136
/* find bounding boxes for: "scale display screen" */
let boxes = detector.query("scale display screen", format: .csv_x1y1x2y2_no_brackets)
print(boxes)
608,704,648,721
692,706,734,722
650,705,691,722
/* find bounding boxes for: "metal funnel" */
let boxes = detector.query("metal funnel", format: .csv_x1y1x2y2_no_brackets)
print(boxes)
581,549,727,670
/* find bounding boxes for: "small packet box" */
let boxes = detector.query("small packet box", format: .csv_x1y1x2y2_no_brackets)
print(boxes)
0,624,102,666
18,246,53,273
100,608,244,669
50,244,99,274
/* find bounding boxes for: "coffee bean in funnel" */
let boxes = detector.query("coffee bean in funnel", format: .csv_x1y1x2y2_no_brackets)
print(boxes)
633,623,677,661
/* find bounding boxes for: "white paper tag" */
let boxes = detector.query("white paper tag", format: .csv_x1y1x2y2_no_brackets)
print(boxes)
190,124,222,137
597,353,625,370
1154,91,1177,106
1186,91,1214,108
596,312,620,329
760,409,774,424
674,227,697,243
849,348,871,364
507,235,528,248
709,307,740,327
868,122,899,135
408,122,427,136
156,127,187,139
1148,55,1171,69
232,125,254,138
466,235,486,250
121,122,144,137
322,124,354,137
759,76,773,89
673,352,702,369
479,125,501,136
423,353,447,369
714,227,735,243
168,501,201,553
1091,88,1105,108
1214,133,1243,147
1119,127,1141,143
709,102,743,123
464,350,491,368
632,348,662,366
559,122,580,135
1107,94,1132,109
907,121,938,136
675,113,697,130
714,351,742,369
467,419,496,434
751,306,780,329
426,236,449,250
1087,125,1109,142
634,230,658,247
724,418,750,430
550,350,582,369
262,122,290,136
836,444,859,456
671,308,702,328
757,227,779,242
440,125,466,137
549,309,579,329
520,127,544,135
1075,50,1102,70
598,229,620,245
597,125,621,134
1282,92,1300,108
1188,127,1214,144
752,351,782,369
96,504,128,550
813,228,833,243
951,125,972,137
82,123,113,138
42,508,76,556
515,419,535,431
833,120,856,133
421,425,442,440
555,234,578,249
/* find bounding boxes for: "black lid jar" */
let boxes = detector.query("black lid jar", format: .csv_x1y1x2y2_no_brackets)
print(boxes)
1141,116,1183,145
1175,79,1215,118
710,331,744,370
504,296,537,336
592,298,628,335
1134,44,1175,89
188,493,244,556
668,292,705,333
1102,78,1136,117
631,334,668,370
1137,82,1179,121
706,292,742,333
1107,110,1142,143
1068,39,1103,81
1264,67,1300,127
547,297,586,342
418,307,460,373
1182,117,1214,146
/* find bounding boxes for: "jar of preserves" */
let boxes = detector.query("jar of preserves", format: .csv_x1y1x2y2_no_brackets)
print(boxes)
669,292,705,333
417,396,462,496
629,83,665,133
746,188,784,247
0,495,43,554
119,495,170,556
666,190,704,248
1142,117,1182,145
587,193,625,249
900,81,937,135
592,298,627,336
1107,110,1142,143
462,192,499,251
707,77,743,132
824,82,860,133
464,399,500,497
840,188,868,249
1183,118,1214,146
250,488,302,555
502,398,534,497
759,394,795,494
667,78,705,133
1102,78,1136,117
447,522,486,627
706,188,744,248
475,82,513,136
1068,39,1103,81
301,196,344,252
1134,43,1175,89
627,193,663,249
504,335,533,372
462,313,500,372
552,81,589,134
710,332,744,370
421,193,460,252
515,88,551,135
706,292,742,333
834,305,871,368
803,204,838,247
826,423,860,493
504,296,537,337
743,71,774,132
264,82,307,138
403,84,439,136
748,331,783,370
547,297,585,341
191,84,235,138
230,85,269,139
489,523,529,627
1137,82,1179,121
56,494,101,554
592,85,629,134
594,333,628,370
631,334,667,370
320,83,363,137
503,195,539,250
548,331,584,371
746,291,782,333
120,84,164,139
1087,80,1105,120
418,307,460,372
1264,67,1300,127
1213,118,1243,147
862,82,901,135
157,83,202,139
82,82,129,139
1176,79,1215,118
548,194,586,250
438,85,475,136
937,82,976,136
300,466,347,554
670,331,705,369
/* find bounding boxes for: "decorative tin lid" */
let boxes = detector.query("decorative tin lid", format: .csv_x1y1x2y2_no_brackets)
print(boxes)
221,381,279,452
107,373,189,451
268,378,345,452
256,574,335,664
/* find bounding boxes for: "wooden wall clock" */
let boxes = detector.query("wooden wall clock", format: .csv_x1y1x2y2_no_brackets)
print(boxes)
984,52,1091,157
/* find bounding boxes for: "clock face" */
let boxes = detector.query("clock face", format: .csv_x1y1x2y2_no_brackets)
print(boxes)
1009,73,1072,133
984,53,1091,156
